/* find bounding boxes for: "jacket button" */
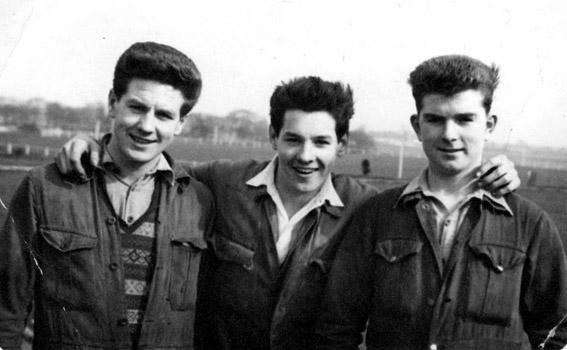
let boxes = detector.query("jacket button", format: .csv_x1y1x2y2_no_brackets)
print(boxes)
389,256,398,262
106,217,116,225
429,344,437,350
117,318,128,326
108,262,118,271
427,298,435,307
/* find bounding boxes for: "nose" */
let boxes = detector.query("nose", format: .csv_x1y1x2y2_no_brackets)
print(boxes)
441,120,458,142
297,142,315,163
137,112,155,133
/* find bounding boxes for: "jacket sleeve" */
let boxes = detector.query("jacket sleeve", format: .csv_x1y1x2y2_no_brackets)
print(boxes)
314,199,376,350
522,211,567,350
182,161,216,189
0,173,38,350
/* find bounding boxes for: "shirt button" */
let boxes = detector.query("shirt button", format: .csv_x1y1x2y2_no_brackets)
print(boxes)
106,217,116,225
117,318,128,326
127,216,134,223
108,262,118,271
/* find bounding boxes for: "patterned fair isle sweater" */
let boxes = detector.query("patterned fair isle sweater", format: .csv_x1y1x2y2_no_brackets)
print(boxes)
117,186,160,348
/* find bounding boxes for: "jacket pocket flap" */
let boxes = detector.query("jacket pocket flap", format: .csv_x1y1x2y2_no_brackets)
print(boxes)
469,243,526,272
213,234,254,266
374,239,422,263
309,258,330,273
171,236,207,250
40,227,98,252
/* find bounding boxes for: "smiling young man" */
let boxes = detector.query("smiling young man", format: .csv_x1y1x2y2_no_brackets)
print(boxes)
0,42,213,350
54,75,521,350
315,55,567,350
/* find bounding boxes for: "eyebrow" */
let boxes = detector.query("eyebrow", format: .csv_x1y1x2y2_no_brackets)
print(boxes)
282,131,334,139
422,112,477,118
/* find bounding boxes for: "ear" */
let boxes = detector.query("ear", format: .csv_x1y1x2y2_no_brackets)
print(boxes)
108,89,118,118
174,115,188,136
410,114,422,141
269,125,278,150
337,135,349,157
485,114,498,140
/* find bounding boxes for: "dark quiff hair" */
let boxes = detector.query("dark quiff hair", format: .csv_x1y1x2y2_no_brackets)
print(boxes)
269,76,354,139
408,55,499,113
113,42,202,116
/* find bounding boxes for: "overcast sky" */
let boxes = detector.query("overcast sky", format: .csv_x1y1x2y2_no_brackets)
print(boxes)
2,0,567,148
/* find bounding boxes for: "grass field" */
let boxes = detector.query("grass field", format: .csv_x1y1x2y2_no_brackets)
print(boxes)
2,135,566,247
1,138,566,350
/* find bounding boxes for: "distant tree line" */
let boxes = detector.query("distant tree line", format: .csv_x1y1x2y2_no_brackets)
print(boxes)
0,97,378,151
0,98,107,133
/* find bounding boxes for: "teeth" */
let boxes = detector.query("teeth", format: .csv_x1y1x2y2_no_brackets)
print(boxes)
295,167,316,174
131,135,153,144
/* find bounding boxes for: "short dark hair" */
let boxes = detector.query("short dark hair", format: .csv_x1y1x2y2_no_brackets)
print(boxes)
113,42,202,116
408,55,499,113
269,76,354,139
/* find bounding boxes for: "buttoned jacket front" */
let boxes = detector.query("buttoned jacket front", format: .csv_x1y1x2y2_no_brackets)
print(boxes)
315,186,567,350
0,157,214,350
190,160,377,350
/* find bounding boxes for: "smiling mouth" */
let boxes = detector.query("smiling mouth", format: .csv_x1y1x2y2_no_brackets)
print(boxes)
438,148,463,153
293,166,318,175
130,134,156,145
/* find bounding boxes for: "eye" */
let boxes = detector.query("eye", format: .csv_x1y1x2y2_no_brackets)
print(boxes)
284,136,301,144
128,104,146,113
314,138,331,146
156,111,175,120
456,115,475,124
423,114,444,124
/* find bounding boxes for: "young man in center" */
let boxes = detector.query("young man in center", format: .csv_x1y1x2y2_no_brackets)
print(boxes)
314,55,567,350
55,76,520,350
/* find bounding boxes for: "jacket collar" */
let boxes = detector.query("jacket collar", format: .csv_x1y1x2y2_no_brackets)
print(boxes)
395,168,513,216
80,133,191,188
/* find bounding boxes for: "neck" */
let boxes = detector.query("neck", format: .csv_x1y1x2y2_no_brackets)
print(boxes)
426,166,479,211
277,188,316,218
107,140,160,184
274,168,323,218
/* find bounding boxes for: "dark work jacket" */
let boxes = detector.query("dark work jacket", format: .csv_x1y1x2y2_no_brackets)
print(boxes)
315,186,567,350
0,157,214,350
189,160,377,350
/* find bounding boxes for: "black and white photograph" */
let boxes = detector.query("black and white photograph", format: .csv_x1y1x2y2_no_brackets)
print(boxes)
1,1,566,349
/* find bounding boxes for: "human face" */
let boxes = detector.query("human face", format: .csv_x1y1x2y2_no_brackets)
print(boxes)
270,110,347,201
411,89,497,178
107,79,186,172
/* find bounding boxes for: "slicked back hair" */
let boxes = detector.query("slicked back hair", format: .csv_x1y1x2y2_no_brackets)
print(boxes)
408,55,499,113
269,76,354,139
113,42,202,116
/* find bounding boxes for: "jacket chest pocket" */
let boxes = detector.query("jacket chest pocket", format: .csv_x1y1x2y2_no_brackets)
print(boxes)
169,235,207,311
373,239,423,316
462,242,526,326
210,234,256,310
39,227,99,309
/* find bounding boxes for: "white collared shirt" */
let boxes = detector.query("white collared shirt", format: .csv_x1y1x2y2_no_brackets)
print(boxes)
246,157,343,263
